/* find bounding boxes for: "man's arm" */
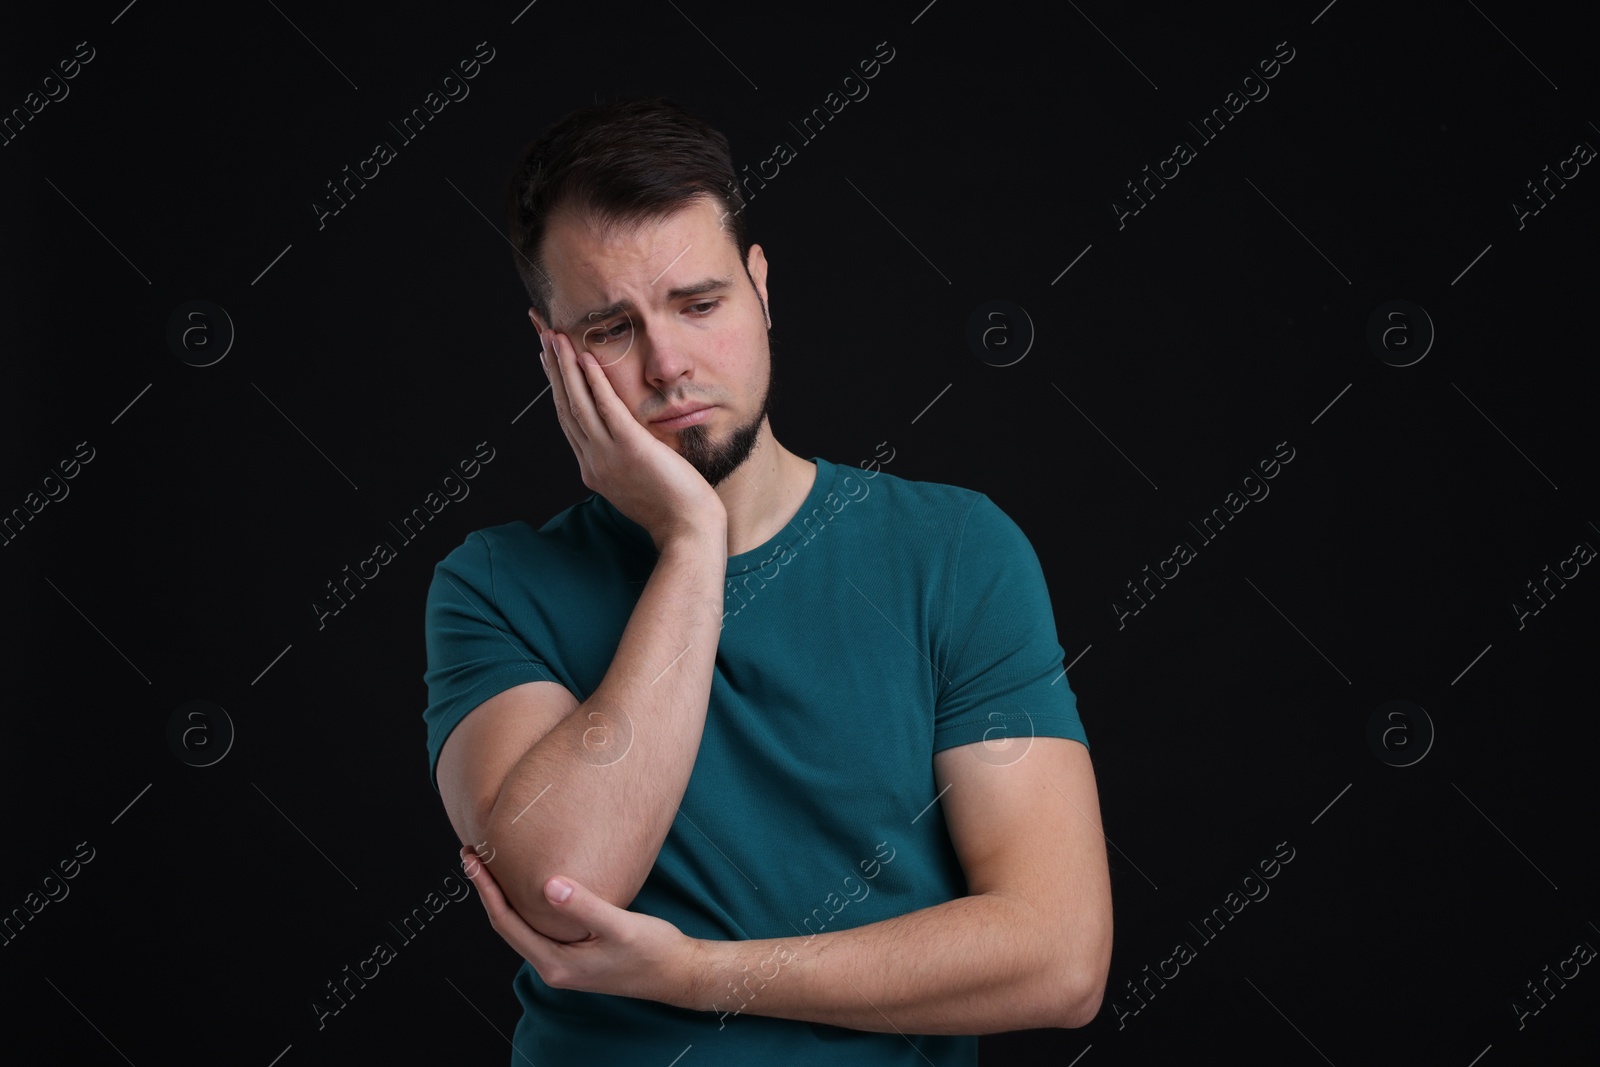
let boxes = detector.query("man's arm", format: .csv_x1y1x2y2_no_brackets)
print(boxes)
683,736,1113,1032
438,530,725,944
436,331,729,944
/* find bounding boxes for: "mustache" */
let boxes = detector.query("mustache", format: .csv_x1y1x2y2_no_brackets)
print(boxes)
641,316,773,418
644,391,717,417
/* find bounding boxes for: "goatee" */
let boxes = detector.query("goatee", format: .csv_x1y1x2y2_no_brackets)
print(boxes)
673,328,775,487
677,382,770,486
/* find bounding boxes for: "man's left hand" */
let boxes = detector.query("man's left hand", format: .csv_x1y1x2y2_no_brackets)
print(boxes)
460,847,702,1008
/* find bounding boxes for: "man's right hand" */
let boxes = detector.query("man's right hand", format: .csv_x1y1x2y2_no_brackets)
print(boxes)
540,328,726,551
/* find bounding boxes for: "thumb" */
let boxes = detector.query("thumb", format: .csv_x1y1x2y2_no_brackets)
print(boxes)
544,875,614,938
542,875,608,945
544,874,606,919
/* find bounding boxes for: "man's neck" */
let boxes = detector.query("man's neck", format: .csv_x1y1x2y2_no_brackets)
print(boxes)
714,431,817,557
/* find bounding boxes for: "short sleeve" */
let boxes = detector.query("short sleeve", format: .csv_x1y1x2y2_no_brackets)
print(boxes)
932,494,1088,753
421,531,556,793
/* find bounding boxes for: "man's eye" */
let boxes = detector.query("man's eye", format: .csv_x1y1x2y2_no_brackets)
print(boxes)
690,300,719,315
589,319,630,344
582,317,632,349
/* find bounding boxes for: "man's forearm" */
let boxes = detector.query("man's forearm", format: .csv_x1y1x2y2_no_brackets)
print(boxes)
684,890,1097,1034
485,528,727,941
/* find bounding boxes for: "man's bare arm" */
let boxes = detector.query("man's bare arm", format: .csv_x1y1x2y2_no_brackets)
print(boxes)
438,329,729,943
486,532,724,942
678,737,1113,1032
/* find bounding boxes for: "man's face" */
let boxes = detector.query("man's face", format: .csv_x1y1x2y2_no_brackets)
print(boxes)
528,196,773,487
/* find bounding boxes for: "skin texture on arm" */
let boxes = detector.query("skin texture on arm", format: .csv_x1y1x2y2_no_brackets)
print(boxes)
687,736,1114,1031
461,736,1115,1033
436,328,730,944
440,198,792,945
437,530,726,944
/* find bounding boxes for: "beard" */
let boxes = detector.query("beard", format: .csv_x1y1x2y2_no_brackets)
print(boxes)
673,326,775,487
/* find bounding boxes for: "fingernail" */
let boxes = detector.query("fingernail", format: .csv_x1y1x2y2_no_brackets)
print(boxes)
547,878,573,903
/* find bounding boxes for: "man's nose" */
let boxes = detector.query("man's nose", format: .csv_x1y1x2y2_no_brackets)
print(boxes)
640,323,692,387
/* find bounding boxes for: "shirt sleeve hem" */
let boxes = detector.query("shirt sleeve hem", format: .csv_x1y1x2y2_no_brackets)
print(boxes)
932,715,1089,755
426,662,562,794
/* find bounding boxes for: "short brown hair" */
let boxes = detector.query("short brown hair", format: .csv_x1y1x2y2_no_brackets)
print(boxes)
503,96,750,324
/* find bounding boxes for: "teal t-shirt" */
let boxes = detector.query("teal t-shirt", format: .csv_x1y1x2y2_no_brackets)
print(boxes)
422,456,1088,1065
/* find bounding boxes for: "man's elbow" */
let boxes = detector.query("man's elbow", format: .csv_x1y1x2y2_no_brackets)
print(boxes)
1055,972,1106,1029
1045,930,1111,1029
483,795,646,900
478,823,635,942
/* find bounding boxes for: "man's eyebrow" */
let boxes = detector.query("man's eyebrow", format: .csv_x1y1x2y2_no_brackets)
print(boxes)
566,300,629,333
565,277,733,333
665,276,731,301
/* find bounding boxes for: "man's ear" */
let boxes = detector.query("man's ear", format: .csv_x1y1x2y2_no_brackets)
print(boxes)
746,244,771,329
527,307,550,334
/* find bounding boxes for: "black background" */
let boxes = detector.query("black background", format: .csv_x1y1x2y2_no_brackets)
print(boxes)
4,1,1597,1064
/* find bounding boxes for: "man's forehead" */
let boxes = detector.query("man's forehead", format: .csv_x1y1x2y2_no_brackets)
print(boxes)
545,200,738,324
547,195,721,259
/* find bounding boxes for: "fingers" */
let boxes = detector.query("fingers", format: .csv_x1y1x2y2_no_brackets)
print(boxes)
542,329,589,447
549,328,634,445
574,345,635,440
461,848,501,908
555,330,604,436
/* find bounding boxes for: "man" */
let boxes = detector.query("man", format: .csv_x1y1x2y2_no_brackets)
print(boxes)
421,96,1112,1064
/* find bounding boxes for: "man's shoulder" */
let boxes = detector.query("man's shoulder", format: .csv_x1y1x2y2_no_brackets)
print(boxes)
433,495,631,575
831,461,1042,562
835,460,992,524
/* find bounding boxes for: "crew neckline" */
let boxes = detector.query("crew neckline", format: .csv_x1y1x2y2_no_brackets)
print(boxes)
592,457,839,574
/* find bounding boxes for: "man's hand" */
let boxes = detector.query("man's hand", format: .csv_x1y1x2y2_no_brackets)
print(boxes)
461,845,701,1007
540,328,725,550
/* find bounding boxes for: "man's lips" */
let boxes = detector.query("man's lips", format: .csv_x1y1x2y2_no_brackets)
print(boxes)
652,405,713,427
